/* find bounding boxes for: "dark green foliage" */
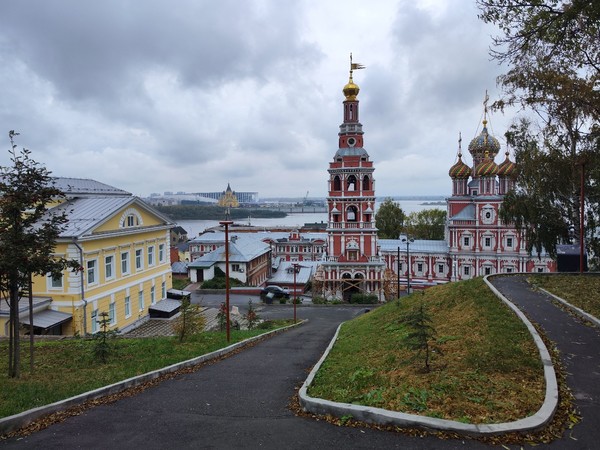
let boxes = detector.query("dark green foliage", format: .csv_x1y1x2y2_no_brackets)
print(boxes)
349,293,378,304
155,205,286,220
399,301,441,372
201,267,245,289
405,209,446,240
217,302,228,332
477,1,600,265
375,198,406,239
0,132,79,378
91,312,119,363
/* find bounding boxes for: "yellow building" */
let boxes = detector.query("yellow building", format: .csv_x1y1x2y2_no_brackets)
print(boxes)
0,178,174,336
217,183,239,208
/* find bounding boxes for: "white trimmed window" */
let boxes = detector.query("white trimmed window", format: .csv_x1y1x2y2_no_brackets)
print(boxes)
138,290,144,311
105,255,114,280
48,273,63,289
159,244,165,263
506,237,514,249
151,285,156,305
124,295,131,318
463,236,470,247
121,251,130,275
109,302,116,325
437,264,444,274
135,249,143,270
464,266,470,276
161,281,166,299
87,260,97,285
148,246,155,266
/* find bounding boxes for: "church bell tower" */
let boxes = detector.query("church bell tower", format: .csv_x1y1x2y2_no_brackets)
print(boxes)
317,55,385,301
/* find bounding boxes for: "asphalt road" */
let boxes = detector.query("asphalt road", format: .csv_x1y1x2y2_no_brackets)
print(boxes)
2,277,599,449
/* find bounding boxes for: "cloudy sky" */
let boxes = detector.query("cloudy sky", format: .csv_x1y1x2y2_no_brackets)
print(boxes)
0,0,517,200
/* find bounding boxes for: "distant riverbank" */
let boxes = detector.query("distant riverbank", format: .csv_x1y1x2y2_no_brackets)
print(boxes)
156,205,286,221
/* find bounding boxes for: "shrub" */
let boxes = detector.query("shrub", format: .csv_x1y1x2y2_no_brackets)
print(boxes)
91,312,119,363
244,300,260,330
349,293,378,304
172,296,206,342
312,296,328,304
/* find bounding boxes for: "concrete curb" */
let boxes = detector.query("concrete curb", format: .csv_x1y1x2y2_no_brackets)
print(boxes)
0,320,306,436
538,287,600,328
298,274,558,436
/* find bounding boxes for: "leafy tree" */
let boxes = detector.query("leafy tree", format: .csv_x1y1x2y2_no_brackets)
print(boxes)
172,295,206,342
244,300,259,330
375,198,406,239
405,209,446,240
0,132,77,378
399,300,442,373
477,1,600,264
91,312,119,363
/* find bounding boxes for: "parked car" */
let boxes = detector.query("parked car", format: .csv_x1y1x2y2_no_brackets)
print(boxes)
260,285,290,302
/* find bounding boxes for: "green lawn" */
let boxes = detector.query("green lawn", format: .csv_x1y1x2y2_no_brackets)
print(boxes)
0,321,292,419
308,278,544,424
529,274,600,319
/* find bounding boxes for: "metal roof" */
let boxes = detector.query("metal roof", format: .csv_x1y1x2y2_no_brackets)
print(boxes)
450,204,476,220
171,261,189,274
53,177,131,197
149,299,181,313
189,234,270,267
269,261,318,285
379,238,449,254
21,309,72,330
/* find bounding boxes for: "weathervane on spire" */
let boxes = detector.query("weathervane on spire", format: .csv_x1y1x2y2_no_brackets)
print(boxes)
458,131,462,157
349,52,365,78
483,89,489,121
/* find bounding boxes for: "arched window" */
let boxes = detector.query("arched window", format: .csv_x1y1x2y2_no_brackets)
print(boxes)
333,176,341,191
347,175,357,191
362,175,370,191
346,205,358,222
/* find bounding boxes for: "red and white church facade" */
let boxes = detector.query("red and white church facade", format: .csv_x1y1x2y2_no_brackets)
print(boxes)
315,59,555,300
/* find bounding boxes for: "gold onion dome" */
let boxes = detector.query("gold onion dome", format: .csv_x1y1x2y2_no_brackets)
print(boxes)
476,152,499,177
468,120,501,160
449,154,471,179
497,151,517,178
343,75,360,100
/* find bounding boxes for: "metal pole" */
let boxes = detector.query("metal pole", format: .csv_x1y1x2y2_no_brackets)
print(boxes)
397,246,400,299
293,263,297,323
406,241,411,294
580,162,585,273
220,220,233,342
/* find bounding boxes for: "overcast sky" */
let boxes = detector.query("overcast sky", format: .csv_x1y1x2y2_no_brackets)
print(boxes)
0,0,517,199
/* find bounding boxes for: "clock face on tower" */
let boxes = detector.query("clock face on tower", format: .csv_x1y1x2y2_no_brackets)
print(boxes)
480,206,496,224
347,137,356,147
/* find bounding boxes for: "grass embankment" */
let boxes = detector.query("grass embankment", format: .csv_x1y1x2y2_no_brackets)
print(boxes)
529,274,600,319
308,278,544,424
0,321,292,419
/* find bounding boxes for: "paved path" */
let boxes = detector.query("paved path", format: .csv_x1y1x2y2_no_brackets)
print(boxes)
490,275,600,449
2,278,599,449
1,307,484,449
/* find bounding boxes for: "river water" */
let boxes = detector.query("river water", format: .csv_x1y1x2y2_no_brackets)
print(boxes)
176,199,445,238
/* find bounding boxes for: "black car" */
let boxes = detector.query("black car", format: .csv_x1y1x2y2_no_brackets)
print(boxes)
260,285,290,302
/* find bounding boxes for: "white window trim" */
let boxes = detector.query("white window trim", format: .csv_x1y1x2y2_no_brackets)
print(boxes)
109,302,116,326
105,254,115,281
87,259,98,286
138,290,145,311
47,272,63,290
121,251,130,276
135,248,143,271
148,245,155,267
124,295,131,319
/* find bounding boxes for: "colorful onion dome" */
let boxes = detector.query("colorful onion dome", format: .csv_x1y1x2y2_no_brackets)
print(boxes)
343,75,360,101
497,150,517,178
449,154,471,178
475,152,499,177
468,120,501,160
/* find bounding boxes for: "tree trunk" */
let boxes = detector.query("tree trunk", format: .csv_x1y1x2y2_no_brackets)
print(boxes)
29,275,34,373
9,278,21,378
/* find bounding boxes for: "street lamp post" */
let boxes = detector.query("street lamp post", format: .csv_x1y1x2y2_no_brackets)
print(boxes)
402,237,414,294
292,263,298,323
396,246,401,299
220,220,233,342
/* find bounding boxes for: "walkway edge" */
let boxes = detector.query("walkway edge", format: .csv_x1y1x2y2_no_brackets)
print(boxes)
539,287,600,328
0,321,306,436
298,275,558,436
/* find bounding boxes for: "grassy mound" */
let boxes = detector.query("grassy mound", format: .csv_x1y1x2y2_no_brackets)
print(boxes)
529,274,600,319
308,277,544,424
